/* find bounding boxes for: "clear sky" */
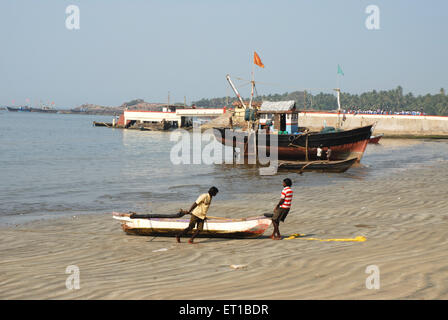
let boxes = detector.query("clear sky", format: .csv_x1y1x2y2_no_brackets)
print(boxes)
1,0,447,107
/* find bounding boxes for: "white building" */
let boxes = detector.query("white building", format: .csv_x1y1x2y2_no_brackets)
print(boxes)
123,107,226,128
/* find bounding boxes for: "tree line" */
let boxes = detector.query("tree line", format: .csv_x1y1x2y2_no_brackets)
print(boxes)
193,86,448,116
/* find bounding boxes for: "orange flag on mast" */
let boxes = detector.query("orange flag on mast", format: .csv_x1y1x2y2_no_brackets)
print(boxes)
254,51,264,68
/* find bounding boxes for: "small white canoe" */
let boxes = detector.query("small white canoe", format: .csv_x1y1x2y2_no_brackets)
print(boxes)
112,212,272,239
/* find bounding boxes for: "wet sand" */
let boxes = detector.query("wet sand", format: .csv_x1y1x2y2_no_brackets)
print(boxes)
1,160,448,299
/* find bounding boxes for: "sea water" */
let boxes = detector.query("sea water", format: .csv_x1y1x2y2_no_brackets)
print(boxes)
1,110,448,225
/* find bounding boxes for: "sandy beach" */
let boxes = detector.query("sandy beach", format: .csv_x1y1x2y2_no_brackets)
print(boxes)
1,153,448,300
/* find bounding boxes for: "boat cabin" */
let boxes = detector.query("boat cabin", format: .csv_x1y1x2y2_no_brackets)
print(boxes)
258,100,299,134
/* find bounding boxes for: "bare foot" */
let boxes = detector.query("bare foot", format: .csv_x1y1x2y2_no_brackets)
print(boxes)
269,234,275,239
274,236,282,240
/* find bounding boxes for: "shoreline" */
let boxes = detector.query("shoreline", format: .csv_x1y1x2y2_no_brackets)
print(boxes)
0,137,443,227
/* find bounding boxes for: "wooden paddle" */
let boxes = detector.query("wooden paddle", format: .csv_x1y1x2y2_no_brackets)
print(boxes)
298,160,328,175
180,210,240,221
207,216,234,220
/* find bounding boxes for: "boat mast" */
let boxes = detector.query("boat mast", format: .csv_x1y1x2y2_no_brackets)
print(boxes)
248,78,255,110
248,57,258,160
248,62,255,110
334,88,342,128
226,74,247,109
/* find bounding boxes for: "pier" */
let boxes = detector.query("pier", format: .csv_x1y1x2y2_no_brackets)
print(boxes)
291,111,448,138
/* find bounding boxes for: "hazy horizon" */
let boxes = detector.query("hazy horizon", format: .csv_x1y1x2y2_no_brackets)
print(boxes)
1,0,447,108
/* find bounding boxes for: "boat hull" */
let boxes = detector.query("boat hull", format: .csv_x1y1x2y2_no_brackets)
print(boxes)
277,157,358,173
369,133,384,144
213,125,373,162
30,108,58,113
6,106,31,112
113,212,272,239
93,121,113,127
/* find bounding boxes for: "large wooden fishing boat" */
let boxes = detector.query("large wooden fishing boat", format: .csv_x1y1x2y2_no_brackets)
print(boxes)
214,75,373,162
214,124,373,162
112,212,272,238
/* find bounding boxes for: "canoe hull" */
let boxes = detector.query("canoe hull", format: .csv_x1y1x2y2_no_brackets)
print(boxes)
113,212,272,239
277,157,358,173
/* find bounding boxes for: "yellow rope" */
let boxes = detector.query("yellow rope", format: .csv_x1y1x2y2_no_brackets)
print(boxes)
284,234,366,242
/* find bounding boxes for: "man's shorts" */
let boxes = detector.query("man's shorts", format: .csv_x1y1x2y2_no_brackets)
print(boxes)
272,207,290,223
189,214,205,231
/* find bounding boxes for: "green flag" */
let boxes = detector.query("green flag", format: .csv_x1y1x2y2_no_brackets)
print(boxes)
337,64,344,76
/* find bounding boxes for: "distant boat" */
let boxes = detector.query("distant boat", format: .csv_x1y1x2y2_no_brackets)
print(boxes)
93,121,113,127
369,133,384,144
30,108,58,113
6,106,31,112
30,103,58,113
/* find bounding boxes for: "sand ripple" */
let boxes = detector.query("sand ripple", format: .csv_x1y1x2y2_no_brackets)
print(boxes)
1,162,448,299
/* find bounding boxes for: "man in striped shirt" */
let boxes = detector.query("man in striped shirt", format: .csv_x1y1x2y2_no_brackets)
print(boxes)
270,178,293,240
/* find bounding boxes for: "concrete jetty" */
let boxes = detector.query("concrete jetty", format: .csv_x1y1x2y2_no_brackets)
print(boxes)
297,111,448,138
